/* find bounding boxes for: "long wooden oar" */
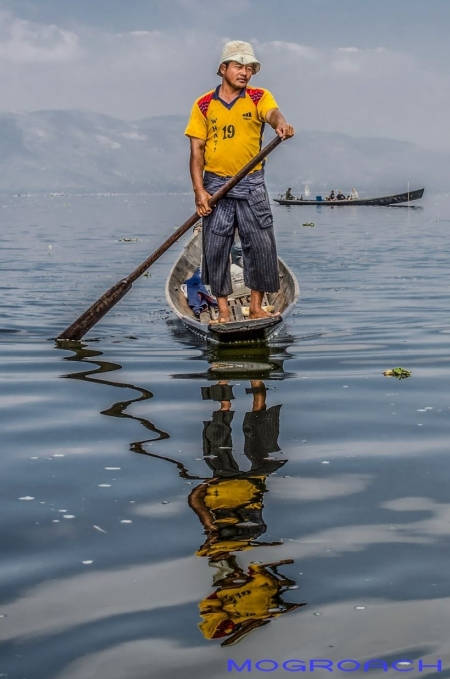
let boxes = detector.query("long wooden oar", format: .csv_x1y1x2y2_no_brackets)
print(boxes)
57,135,283,341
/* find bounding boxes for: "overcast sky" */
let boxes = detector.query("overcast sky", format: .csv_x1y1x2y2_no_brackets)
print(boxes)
1,0,449,149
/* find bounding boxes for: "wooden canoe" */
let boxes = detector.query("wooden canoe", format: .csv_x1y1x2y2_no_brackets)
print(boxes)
274,187,425,206
165,226,299,343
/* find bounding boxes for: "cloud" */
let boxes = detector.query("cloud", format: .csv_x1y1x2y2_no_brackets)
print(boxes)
264,40,318,60
269,474,372,502
175,0,251,17
255,40,447,149
0,10,80,62
285,495,450,561
0,9,447,149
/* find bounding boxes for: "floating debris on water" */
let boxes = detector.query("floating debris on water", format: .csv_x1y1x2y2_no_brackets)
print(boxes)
120,519,132,524
104,467,121,470
93,525,107,533
82,560,93,565
98,484,111,488
63,515,75,519
19,496,34,501
321,461,330,465
302,222,315,227
119,238,139,242
383,367,411,379
355,606,366,610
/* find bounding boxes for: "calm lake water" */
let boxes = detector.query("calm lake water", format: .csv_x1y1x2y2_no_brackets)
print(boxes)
2,190,450,678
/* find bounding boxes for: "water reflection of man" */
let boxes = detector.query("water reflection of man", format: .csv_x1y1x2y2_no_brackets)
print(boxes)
188,380,305,645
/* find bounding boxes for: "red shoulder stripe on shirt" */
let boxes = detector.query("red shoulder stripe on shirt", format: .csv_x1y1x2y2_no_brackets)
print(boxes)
197,92,214,117
247,88,264,106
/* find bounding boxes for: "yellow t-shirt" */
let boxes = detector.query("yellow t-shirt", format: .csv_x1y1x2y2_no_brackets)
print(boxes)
185,85,278,176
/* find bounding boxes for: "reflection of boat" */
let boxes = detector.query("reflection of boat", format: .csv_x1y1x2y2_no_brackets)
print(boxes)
171,341,293,381
165,227,299,343
274,188,425,206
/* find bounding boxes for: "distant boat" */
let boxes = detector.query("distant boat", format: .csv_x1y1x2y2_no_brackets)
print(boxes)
274,188,425,206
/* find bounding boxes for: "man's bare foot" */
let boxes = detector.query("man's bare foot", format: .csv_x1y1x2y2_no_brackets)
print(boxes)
249,308,280,320
209,316,231,324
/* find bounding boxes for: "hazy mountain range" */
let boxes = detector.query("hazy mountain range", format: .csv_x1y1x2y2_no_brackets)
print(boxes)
0,110,445,195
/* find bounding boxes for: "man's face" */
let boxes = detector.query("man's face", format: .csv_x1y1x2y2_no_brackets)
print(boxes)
221,61,253,88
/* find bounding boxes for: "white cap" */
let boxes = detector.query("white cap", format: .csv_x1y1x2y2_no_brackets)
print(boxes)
217,40,261,76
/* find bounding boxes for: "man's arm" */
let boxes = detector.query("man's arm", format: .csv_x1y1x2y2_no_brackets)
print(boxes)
189,137,212,217
265,108,295,140
188,482,219,532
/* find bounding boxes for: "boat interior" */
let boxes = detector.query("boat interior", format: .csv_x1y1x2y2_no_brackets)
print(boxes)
166,226,296,327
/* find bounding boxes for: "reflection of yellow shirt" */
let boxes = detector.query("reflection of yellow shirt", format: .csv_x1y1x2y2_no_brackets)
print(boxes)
185,86,278,176
199,565,282,639
195,477,266,557
204,478,263,512
196,539,254,558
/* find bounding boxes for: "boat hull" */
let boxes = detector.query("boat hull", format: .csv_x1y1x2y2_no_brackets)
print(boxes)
274,188,424,206
165,227,299,344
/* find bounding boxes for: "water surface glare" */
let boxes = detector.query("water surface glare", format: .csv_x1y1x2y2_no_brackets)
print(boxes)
1,193,450,678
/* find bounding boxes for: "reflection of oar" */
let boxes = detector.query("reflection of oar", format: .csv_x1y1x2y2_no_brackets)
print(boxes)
57,135,284,341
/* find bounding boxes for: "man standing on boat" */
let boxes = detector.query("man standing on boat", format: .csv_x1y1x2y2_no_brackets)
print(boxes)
185,40,294,322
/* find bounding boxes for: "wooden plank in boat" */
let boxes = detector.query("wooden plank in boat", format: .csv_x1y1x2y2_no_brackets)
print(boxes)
165,226,299,342
208,316,282,335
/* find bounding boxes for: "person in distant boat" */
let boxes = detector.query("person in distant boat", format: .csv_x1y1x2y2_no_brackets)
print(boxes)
351,187,359,200
336,190,346,200
285,187,294,200
326,190,335,201
185,40,294,323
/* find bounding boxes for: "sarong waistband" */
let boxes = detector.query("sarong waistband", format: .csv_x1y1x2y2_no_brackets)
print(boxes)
203,169,265,200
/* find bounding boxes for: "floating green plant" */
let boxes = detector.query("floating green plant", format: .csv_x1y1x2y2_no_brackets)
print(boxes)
383,367,411,379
